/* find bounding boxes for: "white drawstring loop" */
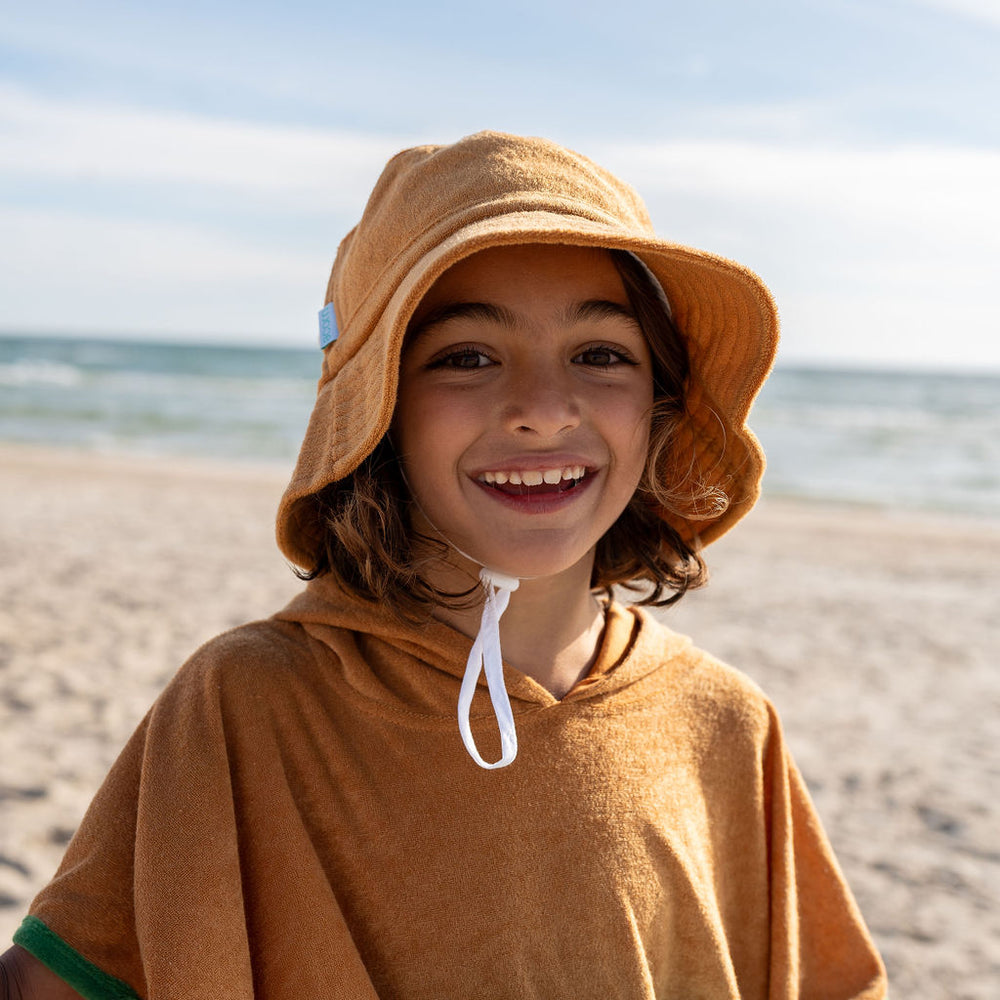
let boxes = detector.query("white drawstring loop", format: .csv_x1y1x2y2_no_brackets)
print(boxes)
457,568,520,769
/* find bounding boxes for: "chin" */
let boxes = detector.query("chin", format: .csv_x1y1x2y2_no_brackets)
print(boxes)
464,540,597,584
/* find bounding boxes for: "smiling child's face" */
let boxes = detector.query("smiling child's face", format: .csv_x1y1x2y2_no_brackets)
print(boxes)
392,243,654,583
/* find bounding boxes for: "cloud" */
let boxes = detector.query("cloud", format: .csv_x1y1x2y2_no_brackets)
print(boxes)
2,88,998,368
6,86,997,248
598,138,1000,235
0,85,406,215
0,203,326,342
912,0,1000,27
589,138,1000,365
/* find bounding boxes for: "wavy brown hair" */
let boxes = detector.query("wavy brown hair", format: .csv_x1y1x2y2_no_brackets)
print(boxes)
299,249,712,617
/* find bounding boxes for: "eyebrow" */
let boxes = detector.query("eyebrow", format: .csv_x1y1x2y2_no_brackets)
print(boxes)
408,302,517,339
409,298,639,339
561,299,640,328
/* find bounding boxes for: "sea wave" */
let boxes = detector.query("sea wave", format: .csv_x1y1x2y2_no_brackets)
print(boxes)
2,335,998,516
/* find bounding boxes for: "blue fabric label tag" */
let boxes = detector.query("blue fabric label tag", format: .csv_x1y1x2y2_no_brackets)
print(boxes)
319,303,339,348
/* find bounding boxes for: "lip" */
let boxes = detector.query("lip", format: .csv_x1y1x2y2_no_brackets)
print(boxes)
470,465,599,514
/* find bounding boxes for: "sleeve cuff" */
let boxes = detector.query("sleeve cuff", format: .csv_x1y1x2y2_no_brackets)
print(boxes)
13,916,141,1000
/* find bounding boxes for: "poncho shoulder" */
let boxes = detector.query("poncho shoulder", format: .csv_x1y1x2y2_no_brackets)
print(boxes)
17,580,886,999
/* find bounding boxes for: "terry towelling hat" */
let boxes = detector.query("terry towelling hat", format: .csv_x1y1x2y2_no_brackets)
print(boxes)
277,131,779,569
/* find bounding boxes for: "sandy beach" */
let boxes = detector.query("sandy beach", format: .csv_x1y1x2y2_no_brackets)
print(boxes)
1,443,997,997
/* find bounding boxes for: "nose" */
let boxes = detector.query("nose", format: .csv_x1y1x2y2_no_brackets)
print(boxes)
500,365,581,438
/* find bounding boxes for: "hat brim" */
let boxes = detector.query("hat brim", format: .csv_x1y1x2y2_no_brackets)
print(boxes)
277,210,778,568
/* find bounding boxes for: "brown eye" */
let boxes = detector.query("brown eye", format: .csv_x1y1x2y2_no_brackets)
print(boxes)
453,351,490,368
573,346,636,367
428,349,494,370
578,348,614,366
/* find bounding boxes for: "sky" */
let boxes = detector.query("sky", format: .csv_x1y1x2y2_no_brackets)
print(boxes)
1,0,998,370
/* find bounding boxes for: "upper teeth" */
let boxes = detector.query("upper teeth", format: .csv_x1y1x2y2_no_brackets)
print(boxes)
479,466,586,486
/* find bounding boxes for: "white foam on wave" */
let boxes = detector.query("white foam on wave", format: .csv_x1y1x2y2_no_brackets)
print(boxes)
0,360,82,387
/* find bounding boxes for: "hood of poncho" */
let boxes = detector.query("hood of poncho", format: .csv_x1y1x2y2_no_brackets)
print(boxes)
272,575,683,724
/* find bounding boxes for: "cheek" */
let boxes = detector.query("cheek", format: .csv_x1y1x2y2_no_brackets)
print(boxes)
610,387,654,473
392,384,481,493
621,426,652,497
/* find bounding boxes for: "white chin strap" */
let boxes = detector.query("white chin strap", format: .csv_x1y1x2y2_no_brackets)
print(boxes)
457,568,520,769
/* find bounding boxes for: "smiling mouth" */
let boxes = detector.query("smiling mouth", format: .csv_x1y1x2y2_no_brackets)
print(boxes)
476,466,589,496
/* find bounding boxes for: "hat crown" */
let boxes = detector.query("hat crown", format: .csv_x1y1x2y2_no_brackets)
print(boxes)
325,132,654,363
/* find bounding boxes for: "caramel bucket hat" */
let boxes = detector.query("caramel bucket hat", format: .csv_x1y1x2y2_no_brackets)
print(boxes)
277,131,779,569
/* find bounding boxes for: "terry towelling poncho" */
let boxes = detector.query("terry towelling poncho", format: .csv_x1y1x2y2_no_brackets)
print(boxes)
17,577,886,999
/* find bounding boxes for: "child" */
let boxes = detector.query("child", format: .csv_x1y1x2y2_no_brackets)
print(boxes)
3,132,887,998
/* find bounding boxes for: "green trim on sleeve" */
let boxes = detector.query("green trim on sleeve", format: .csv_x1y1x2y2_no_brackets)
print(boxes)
13,916,141,1000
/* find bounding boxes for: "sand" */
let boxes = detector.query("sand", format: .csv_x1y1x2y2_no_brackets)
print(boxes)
1,443,997,997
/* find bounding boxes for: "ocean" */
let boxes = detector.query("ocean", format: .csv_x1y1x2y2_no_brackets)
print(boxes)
2,334,998,518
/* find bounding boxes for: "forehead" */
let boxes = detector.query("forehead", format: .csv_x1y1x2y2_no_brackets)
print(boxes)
410,244,630,325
